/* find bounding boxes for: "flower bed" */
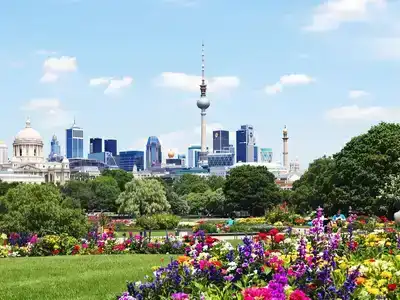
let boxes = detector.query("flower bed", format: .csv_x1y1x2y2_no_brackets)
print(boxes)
0,232,193,257
118,209,400,300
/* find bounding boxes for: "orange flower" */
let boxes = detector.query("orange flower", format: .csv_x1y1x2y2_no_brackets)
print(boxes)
177,256,190,264
211,261,222,268
356,277,366,285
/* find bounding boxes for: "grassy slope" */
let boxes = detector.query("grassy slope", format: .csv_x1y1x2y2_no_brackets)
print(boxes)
0,255,172,300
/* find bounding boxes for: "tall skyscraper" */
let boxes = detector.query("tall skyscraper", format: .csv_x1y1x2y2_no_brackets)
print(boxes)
188,145,201,168
0,141,8,165
105,139,117,157
90,138,102,154
119,150,144,172
146,136,162,169
236,125,256,163
213,130,229,153
282,125,289,169
197,42,210,165
66,119,84,159
260,148,273,163
48,134,61,161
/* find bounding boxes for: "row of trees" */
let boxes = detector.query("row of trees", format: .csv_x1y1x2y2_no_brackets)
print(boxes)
291,122,400,217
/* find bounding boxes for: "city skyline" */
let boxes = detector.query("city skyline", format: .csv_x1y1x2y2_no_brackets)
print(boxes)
2,0,400,167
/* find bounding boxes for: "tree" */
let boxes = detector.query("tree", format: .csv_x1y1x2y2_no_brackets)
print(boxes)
376,174,400,217
329,122,400,214
0,181,19,197
223,165,280,216
204,188,225,215
291,156,335,213
117,178,170,217
101,169,133,191
0,184,88,237
61,180,95,210
89,176,120,212
166,188,190,216
207,175,225,191
173,174,209,196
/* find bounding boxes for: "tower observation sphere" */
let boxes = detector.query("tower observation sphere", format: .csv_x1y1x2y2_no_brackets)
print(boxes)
197,97,210,110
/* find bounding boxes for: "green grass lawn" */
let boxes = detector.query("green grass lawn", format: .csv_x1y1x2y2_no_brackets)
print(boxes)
0,254,173,300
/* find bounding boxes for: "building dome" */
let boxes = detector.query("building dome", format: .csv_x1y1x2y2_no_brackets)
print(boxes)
167,150,175,158
197,96,210,110
15,119,43,144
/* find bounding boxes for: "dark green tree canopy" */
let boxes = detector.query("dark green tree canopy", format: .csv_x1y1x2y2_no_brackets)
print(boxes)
0,184,88,237
293,122,400,216
223,165,280,216
101,169,133,191
173,174,209,196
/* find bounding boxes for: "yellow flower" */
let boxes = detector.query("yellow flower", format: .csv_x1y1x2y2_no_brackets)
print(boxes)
366,287,380,295
380,271,392,279
395,255,400,261
339,262,347,270
151,266,160,271
385,242,391,246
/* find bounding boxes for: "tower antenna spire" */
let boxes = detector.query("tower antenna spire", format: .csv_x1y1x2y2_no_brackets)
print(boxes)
200,41,207,97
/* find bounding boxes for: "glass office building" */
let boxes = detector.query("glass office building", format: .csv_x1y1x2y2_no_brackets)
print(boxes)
188,145,201,168
119,151,144,172
66,121,84,159
254,146,258,162
105,139,117,157
146,136,162,169
260,148,273,163
213,130,229,153
90,138,102,154
236,125,255,163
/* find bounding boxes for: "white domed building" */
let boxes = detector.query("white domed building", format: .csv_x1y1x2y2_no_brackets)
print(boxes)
0,119,70,184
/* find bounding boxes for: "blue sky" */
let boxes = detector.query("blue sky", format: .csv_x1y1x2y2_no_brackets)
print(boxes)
1,0,400,168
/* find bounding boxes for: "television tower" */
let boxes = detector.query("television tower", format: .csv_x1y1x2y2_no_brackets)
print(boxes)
282,125,289,169
197,42,210,165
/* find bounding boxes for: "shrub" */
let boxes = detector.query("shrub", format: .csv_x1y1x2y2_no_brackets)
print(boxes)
136,214,180,230
30,234,78,256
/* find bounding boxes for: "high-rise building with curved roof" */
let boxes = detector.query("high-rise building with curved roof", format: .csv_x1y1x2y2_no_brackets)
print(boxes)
146,136,162,169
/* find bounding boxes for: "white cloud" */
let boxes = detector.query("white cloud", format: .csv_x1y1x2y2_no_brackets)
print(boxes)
89,76,133,94
43,56,77,72
157,72,240,93
40,56,77,84
326,105,400,121
348,90,369,99
36,49,57,56
21,98,73,127
305,0,386,32
131,122,239,162
40,72,59,83
265,74,314,95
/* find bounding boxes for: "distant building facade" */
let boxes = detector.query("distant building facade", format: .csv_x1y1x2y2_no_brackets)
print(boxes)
119,150,144,172
88,151,119,168
236,125,256,163
178,154,186,167
90,138,102,154
188,145,201,168
104,139,117,157
0,141,8,165
66,120,84,159
254,146,258,162
213,130,229,153
146,136,162,169
260,148,273,163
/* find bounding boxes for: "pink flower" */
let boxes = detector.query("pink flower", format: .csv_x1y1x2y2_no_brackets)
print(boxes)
82,243,88,249
241,287,272,300
290,290,310,300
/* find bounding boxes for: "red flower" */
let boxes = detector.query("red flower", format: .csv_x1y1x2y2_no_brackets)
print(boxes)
257,233,268,241
307,284,317,290
388,284,397,291
74,245,80,251
274,234,285,243
211,261,222,268
52,249,60,255
268,228,279,236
